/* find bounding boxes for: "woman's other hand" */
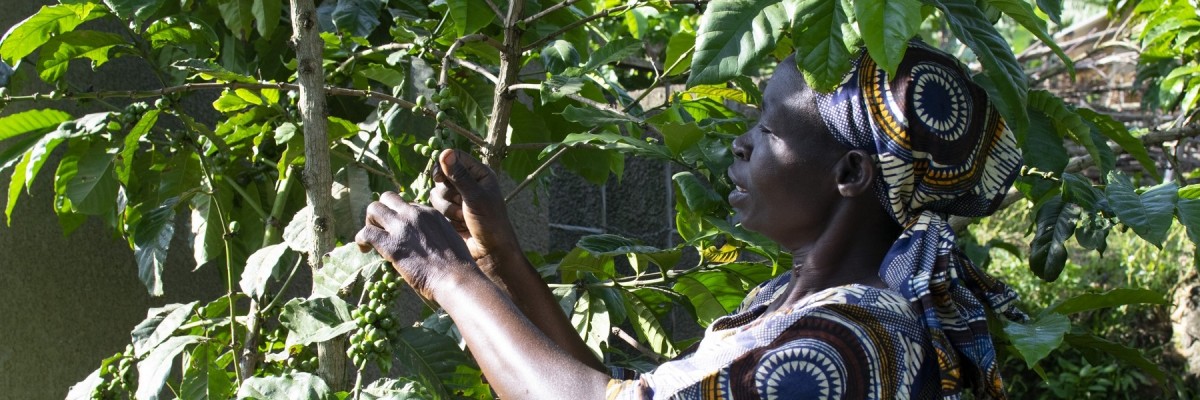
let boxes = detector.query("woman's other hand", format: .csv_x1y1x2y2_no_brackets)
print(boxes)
355,191,478,300
430,149,522,272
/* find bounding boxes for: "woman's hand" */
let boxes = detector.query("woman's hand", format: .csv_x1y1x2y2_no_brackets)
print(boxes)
355,191,478,301
430,149,522,271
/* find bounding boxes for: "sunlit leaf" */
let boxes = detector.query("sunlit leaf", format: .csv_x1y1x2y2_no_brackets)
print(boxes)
788,0,854,91
855,0,923,76
1105,172,1177,246
986,0,1073,78
1076,108,1158,179
240,243,292,300
0,3,105,65
130,301,199,357
36,30,128,83
237,372,334,400
278,296,357,345
1048,288,1167,315
0,108,72,142
315,243,385,298
623,290,678,358
688,0,787,86
1003,313,1069,368
136,335,203,400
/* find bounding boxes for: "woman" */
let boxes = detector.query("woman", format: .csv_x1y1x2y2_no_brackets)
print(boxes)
355,42,1026,399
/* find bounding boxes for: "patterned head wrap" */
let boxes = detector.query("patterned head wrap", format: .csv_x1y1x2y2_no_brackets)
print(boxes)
814,41,1027,399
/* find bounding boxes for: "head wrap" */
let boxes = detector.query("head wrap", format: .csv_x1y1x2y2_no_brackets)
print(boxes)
814,41,1028,399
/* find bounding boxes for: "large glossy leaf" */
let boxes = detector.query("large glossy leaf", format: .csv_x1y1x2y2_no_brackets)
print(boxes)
0,108,72,142
1061,173,1103,212
1177,198,1200,246
332,0,384,37
1048,288,1167,315
1003,313,1069,368
0,3,105,65
393,326,481,400
1063,333,1166,382
179,341,235,400
237,373,334,400
855,0,923,76
571,288,611,358
6,130,67,224
1105,172,1177,246
252,0,282,37
361,378,428,400
623,290,678,357
688,0,787,86
116,110,159,185
189,189,226,269
314,243,385,297
664,30,695,76
1027,90,1101,174
131,198,178,296
581,38,642,73
65,370,104,400
239,243,292,300
61,143,119,215
673,269,747,327
278,296,357,345
788,0,854,91
672,171,723,214
1076,108,1158,179
130,301,199,357
541,40,580,75
216,0,254,39
1036,0,1063,24
1029,195,1079,281
986,0,1073,77
446,0,495,37
926,0,1028,136
136,335,203,400
102,0,164,24
561,105,640,125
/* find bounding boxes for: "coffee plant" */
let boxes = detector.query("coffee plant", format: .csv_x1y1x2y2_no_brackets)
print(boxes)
0,0,1197,398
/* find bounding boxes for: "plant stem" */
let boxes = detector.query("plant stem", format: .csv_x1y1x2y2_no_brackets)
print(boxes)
521,0,582,25
192,138,243,385
523,3,641,52
290,0,348,390
223,177,268,219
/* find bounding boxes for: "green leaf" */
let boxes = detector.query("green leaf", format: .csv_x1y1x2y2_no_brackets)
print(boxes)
571,289,610,358
252,0,282,37
1061,173,1102,212
577,234,662,255
581,38,642,73
560,104,638,125
65,370,104,400
1074,212,1110,253
216,0,254,40
986,0,1073,78
688,0,787,86
855,0,923,76
664,30,696,76
358,66,407,88
655,121,705,157
788,0,854,91
1177,198,1200,246
180,341,235,400
1029,195,1080,282
62,143,118,215
541,40,580,75
136,335,203,400
35,30,128,83
1105,172,1177,246
172,59,256,83
1003,313,1070,368
333,0,384,37
1063,333,1166,382
1076,108,1158,179
146,17,219,54
549,132,672,161
102,0,164,24
315,244,385,298
237,373,334,400
540,75,585,104
7,130,68,225
0,3,104,65
283,205,315,254
1048,288,1168,315
117,109,159,184
239,243,292,300
446,0,495,37
393,326,480,400
361,378,428,400
213,90,253,112
278,296,357,345
130,301,199,357
673,269,747,327
1036,0,1062,24
130,198,179,297
623,290,678,357
926,0,1028,136
672,171,723,214
0,108,72,142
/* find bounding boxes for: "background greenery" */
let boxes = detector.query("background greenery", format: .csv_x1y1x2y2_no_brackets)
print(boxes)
0,0,1198,398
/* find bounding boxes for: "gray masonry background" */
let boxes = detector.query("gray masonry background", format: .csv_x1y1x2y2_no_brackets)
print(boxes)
0,1,680,398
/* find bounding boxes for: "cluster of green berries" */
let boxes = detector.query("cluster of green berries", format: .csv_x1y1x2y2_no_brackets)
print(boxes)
91,345,137,400
409,78,457,157
347,268,403,372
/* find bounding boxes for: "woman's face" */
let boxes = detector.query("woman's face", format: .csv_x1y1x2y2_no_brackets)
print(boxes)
727,60,847,249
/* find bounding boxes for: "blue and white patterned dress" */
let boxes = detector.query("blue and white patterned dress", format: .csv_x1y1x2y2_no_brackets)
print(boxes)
606,274,943,399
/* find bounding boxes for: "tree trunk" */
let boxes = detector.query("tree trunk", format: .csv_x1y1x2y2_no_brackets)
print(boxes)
289,0,346,390
482,0,526,168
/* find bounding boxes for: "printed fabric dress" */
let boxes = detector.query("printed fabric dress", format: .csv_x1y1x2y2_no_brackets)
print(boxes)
605,274,942,400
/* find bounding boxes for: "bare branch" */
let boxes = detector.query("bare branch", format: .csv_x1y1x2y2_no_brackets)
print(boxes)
505,144,572,203
521,0,582,25
524,3,637,52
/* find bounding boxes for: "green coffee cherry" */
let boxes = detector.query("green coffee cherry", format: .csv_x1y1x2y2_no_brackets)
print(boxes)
415,95,427,109
435,111,447,123
425,78,437,88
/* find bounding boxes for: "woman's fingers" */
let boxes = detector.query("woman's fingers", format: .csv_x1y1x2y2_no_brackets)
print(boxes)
355,224,386,253
431,183,465,220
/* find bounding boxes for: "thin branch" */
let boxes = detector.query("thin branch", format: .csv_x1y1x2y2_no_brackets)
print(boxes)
1,82,490,149
524,3,639,52
334,43,411,77
509,84,646,123
521,0,582,25
447,57,500,84
504,144,571,203
441,34,500,87
612,327,666,362
482,0,504,20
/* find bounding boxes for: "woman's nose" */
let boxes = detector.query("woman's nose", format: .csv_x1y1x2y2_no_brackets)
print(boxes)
732,133,750,160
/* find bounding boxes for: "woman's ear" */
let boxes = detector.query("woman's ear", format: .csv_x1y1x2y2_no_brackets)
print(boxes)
834,150,876,197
